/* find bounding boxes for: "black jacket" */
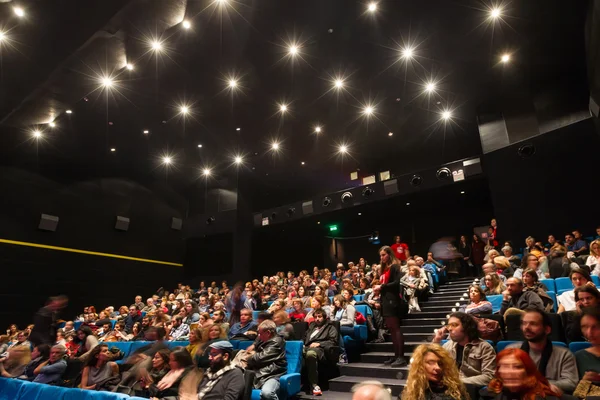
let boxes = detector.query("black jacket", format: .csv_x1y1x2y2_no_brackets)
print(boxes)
304,321,338,350
29,306,57,346
380,264,406,317
247,336,287,388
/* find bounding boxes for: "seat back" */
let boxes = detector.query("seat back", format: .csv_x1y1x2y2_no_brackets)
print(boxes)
238,341,253,350
285,341,304,374
496,340,516,352
167,341,189,349
546,291,558,312
555,277,573,293
353,295,364,302
487,295,503,313
21,382,69,400
0,377,25,400
540,279,556,292
569,341,592,353
129,341,150,355
593,276,600,286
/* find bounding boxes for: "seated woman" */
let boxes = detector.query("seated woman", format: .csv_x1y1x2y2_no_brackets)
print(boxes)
480,348,561,400
521,269,554,312
267,299,286,314
135,349,171,397
494,256,515,279
19,344,50,381
0,345,31,378
273,310,295,340
557,268,596,313
575,307,600,385
81,344,119,390
74,326,99,361
401,343,469,400
296,286,311,308
341,289,356,306
357,277,371,296
186,328,203,358
459,285,492,315
182,301,200,325
195,324,226,369
483,273,506,296
400,265,428,313
564,286,600,343
288,298,306,322
148,348,194,398
589,240,600,276
198,312,214,331
6,324,19,343
305,295,331,323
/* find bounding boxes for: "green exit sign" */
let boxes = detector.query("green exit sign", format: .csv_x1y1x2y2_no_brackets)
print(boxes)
329,225,338,232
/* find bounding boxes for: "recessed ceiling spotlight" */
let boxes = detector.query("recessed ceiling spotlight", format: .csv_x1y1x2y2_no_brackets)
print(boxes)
228,79,238,89
202,168,211,176
234,156,243,165
151,40,163,51
442,110,452,121
334,79,344,89
126,63,134,71
338,144,348,154
182,20,191,29
197,144,203,148
100,77,113,88
13,7,24,17
162,156,172,165
66,110,73,114
490,7,502,19
401,46,414,60
425,82,437,93
0,32,6,42
236,127,241,131
406,202,410,206
367,2,377,12
314,126,322,133
110,148,116,152
388,132,393,137
49,122,56,128
143,130,149,134
363,105,375,116
301,161,305,165
501,53,511,63
180,105,190,115
32,130,42,139
461,191,466,194
288,44,299,56
271,142,280,151
279,104,288,113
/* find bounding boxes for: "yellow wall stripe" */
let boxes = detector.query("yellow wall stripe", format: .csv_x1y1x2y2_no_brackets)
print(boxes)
0,238,183,267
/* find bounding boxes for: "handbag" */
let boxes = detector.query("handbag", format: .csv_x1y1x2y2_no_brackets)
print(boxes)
472,317,501,341
573,379,600,399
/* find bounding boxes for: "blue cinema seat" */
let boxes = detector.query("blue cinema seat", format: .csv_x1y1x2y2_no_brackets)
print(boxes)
555,277,573,294
250,340,303,400
18,381,70,400
63,388,130,400
593,275,600,286
569,341,592,353
540,279,556,292
496,341,567,352
0,378,25,400
546,291,558,312
487,295,503,313
166,341,189,349
353,295,364,302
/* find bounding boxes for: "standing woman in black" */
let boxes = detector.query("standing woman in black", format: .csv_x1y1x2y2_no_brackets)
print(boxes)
375,245,408,368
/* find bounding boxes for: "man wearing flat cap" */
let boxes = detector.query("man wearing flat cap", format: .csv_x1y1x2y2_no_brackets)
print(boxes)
197,341,245,400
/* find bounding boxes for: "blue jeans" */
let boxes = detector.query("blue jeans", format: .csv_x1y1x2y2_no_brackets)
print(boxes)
260,378,280,400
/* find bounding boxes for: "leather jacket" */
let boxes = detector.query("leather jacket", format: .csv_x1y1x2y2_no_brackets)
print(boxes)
247,335,287,388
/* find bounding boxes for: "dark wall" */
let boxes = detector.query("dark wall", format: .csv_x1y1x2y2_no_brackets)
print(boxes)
0,167,186,328
485,118,600,245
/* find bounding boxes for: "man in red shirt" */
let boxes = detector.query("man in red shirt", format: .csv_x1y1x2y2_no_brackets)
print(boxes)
391,235,410,261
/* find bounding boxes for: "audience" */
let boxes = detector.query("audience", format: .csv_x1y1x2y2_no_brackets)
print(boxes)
196,341,244,399
505,308,578,395
401,343,469,400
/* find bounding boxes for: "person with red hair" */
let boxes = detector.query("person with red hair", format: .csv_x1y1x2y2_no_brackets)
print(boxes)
480,348,562,400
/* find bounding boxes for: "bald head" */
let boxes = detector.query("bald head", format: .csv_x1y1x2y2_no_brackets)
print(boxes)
352,381,392,400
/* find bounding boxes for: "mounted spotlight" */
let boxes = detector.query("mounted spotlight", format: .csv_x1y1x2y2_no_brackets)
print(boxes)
341,191,353,204
410,175,423,187
436,167,451,181
206,216,216,225
362,187,374,198
517,143,536,158
286,207,296,218
271,212,278,221
322,197,332,207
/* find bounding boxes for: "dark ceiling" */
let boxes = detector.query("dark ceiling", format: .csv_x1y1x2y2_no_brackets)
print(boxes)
0,0,590,211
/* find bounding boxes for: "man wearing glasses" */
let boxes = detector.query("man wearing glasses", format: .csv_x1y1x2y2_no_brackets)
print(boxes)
197,341,244,399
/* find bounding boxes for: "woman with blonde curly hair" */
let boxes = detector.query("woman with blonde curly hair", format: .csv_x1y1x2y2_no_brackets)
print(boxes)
402,343,468,400
483,273,506,295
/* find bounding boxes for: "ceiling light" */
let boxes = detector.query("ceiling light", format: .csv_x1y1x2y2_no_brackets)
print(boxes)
425,82,436,93
442,110,452,120
301,161,305,165
151,40,163,51
0,32,5,42
13,7,24,17
401,47,414,60
490,7,502,19
49,122,56,128
334,79,344,89
501,53,511,63
126,63,134,71
180,105,189,115
271,142,280,151
461,191,465,194
363,105,374,116
279,104,288,113
162,156,172,165
110,148,116,152
228,79,238,89
182,20,191,29
406,202,410,206
234,156,243,165
314,126,322,133
66,110,72,114
202,168,211,176
32,130,42,139
388,132,393,137
339,144,348,154
143,130,149,134
101,77,113,88
368,2,377,12
236,127,241,131
288,45,299,56
197,144,203,148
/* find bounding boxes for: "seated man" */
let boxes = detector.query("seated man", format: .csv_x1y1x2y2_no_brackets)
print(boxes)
124,305,142,334
247,320,287,400
432,312,496,389
228,308,258,340
198,296,210,313
212,310,230,336
32,344,68,384
505,308,578,395
197,341,245,399
134,295,145,310
303,309,339,396
141,298,157,314
169,316,190,341
499,278,545,317
63,321,75,336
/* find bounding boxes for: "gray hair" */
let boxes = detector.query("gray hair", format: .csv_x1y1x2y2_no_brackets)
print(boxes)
351,380,392,400
501,246,513,253
258,319,277,334
52,344,67,356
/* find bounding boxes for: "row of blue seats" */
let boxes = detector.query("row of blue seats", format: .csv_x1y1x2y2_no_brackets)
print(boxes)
441,340,591,354
539,276,600,294
0,378,147,400
487,291,558,313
